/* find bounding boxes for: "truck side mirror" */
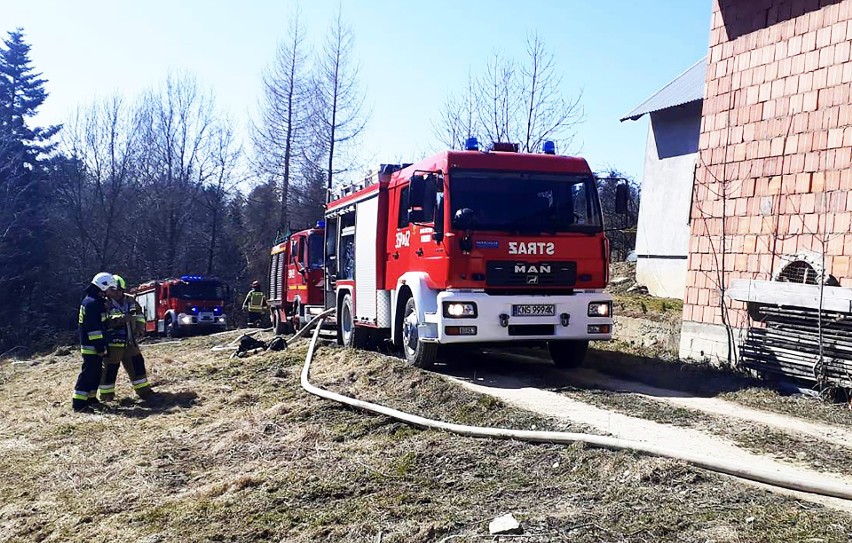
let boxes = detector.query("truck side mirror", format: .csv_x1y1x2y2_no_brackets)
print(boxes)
408,175,425,206
433,193,445,243
615,184,629,215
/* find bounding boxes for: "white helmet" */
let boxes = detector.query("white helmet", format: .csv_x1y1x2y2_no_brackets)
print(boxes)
91,272,117,291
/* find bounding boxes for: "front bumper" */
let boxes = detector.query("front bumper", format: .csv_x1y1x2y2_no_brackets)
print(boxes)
422,291,613,344
178,313,228,328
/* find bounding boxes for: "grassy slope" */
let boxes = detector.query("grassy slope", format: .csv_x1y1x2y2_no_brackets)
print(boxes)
1,336,851,542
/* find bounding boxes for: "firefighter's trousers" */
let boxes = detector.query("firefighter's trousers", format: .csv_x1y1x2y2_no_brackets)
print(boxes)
73,354,104,411
247,310,264,327
99,345,152,400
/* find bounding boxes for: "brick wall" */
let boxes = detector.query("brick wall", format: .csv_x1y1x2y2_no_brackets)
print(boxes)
685,0,852,330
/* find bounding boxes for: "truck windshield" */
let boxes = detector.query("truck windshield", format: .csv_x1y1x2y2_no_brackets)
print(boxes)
307,234,324,270
171,282,228,300
450,170,603,233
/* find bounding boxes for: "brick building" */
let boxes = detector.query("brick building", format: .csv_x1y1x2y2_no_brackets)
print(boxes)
681,0,852,377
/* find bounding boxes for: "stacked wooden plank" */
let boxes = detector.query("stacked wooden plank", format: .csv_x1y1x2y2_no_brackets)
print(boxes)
739,305,852,388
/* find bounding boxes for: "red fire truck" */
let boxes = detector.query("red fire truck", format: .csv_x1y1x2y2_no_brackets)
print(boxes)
323,139,624,368
133,275,230,337
268,222,326,334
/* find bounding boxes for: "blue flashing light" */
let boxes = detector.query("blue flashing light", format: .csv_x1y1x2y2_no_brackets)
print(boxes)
213,306,222,315
316,220,325,229
464,137,479,151
190,306,199,314
542,140,556,155
181,275,204,282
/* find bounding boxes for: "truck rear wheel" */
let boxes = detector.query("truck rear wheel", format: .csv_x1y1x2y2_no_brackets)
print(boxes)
548,340,588,368
402,297,437,369
339,293,367,348
272,309,288,335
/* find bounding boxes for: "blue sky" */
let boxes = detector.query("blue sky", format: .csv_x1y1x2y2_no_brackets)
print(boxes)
5,0,710,184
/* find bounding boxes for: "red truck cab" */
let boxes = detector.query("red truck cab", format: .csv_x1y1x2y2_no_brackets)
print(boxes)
323,140,618,368
133,275,230,337
268,223,326,334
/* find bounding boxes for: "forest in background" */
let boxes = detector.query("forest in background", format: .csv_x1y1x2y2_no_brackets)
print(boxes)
0,19,637,355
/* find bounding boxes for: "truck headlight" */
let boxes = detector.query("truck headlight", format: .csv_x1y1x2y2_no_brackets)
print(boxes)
178,313,193,325
443,302,478,318
588,302,611,318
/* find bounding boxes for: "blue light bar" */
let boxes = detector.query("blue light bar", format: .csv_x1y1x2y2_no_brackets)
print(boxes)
316,220,325,229
465,137,479,151
181,275,204,281
542,140,556,155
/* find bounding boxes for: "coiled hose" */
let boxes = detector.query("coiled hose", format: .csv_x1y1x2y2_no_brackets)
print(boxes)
300,310,852,501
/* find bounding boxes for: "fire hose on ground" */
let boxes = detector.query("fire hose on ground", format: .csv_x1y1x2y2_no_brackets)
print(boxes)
296,308,852,502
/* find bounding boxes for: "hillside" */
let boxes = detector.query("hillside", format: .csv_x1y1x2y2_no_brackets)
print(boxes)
1,333,852,542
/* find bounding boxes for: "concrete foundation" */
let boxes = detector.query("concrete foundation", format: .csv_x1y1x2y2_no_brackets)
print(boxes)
679,320,746,365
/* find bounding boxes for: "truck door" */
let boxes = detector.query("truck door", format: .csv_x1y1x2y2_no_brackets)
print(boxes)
410,175,446,275
385,182,412,288
285,235,302,305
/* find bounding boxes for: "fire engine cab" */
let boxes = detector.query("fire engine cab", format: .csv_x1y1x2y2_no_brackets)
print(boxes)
268,222,326,334
323,139,621,368
133,275,230,337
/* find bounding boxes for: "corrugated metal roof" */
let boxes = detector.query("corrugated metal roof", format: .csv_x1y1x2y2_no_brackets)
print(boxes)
620,57,707,122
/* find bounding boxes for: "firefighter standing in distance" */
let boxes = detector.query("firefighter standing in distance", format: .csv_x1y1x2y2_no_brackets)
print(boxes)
73,272,116,413
99,275,153,401
242,280,267,327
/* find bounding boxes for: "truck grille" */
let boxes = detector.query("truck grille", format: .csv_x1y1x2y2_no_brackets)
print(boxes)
486,261,577,287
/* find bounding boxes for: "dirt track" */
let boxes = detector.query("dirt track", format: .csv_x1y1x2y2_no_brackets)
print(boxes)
435,347,852,510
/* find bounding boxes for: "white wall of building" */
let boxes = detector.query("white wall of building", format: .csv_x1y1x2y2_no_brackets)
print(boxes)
633,103,700,300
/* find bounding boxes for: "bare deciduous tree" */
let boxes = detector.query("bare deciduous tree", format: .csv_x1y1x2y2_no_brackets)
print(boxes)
311,5,368,191
435,33,583,153
434,70,479,150
58,96,143,269
138,73,218,276
252,7,310,230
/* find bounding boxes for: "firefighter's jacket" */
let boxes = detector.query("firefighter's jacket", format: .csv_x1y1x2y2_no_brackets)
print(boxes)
106,294,146,348
243,289,267,314
79,294,108,356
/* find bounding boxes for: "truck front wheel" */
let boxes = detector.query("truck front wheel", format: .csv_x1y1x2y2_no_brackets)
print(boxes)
165,316,180,339
402,297,437,369
548,340,588,368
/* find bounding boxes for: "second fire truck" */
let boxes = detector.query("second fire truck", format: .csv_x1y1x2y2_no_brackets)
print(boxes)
268,222,326,334
323,139,624,368
133,275,230,337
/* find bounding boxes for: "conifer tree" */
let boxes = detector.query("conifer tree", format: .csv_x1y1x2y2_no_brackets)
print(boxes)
0,28,61,352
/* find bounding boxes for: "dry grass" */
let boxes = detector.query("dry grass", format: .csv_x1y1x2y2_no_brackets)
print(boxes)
1,334,852,542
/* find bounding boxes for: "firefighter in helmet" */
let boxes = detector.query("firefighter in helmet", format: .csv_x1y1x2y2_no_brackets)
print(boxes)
73,272,116,412
242,280,268,327
99,275,153,401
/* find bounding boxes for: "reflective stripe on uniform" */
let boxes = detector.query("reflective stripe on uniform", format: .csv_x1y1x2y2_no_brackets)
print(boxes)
87,330,104,340
109,341,127,347
131,378,150,390
81,346,99,355
98,385,115,393
73,391,88,401
248,291,265,312
136,316,146,323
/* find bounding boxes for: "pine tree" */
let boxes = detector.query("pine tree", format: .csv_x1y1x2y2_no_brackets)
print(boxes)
0,28,61,353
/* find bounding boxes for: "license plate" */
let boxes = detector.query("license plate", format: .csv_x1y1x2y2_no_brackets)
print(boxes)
512,304,556,317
